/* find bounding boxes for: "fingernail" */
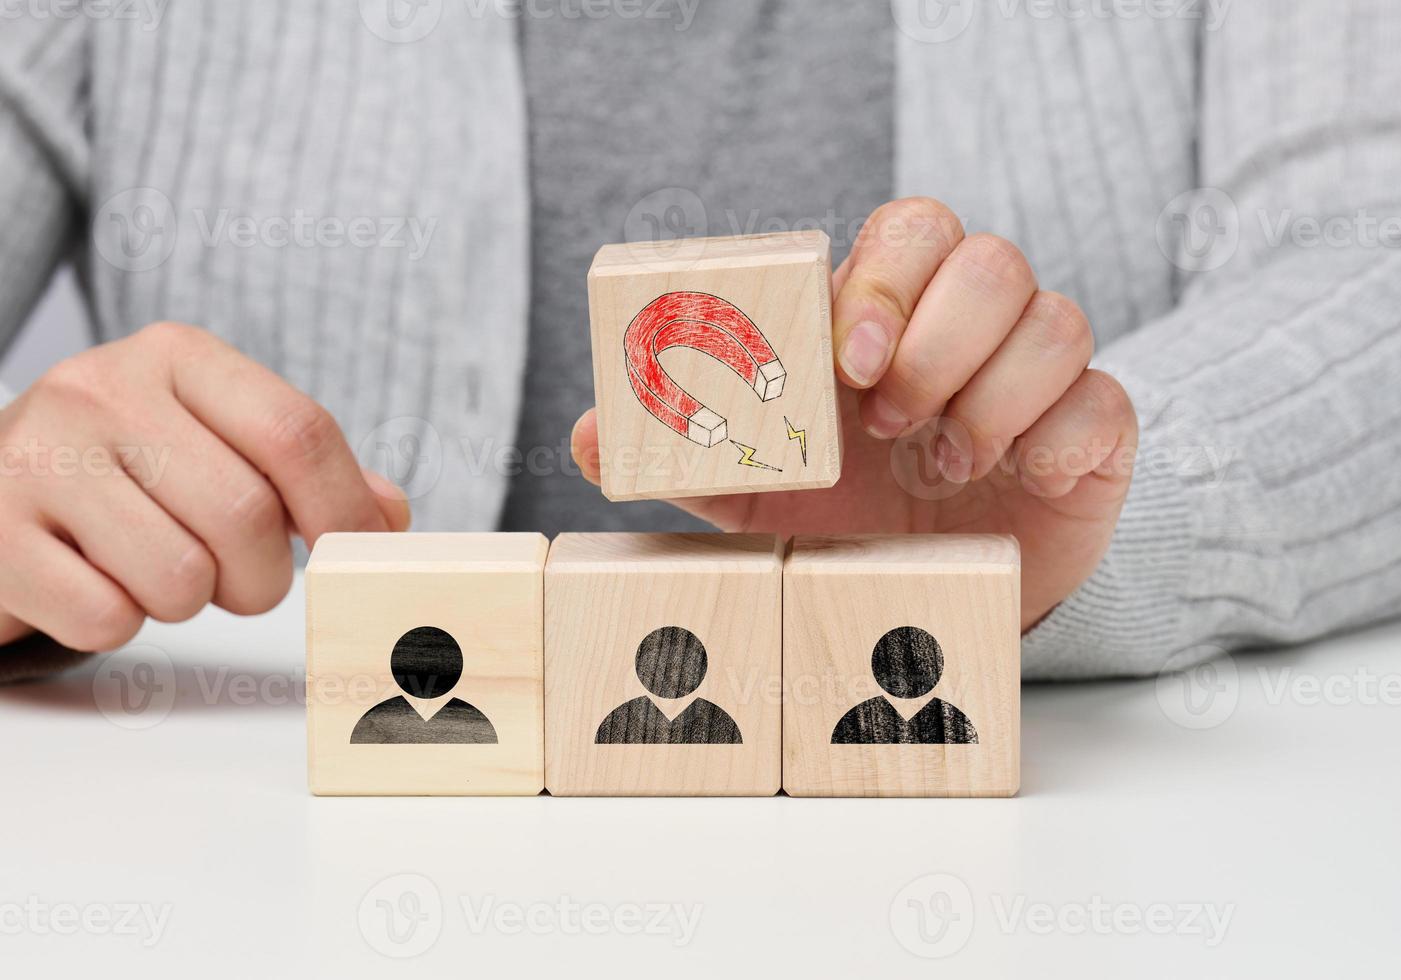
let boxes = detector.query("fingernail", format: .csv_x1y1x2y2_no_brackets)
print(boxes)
839,321,892,387
933,435,952,477
861,392,909,440
362,468,407,502
941,442,973,484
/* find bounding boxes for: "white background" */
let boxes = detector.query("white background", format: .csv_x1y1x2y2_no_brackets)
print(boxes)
1,574,1397,975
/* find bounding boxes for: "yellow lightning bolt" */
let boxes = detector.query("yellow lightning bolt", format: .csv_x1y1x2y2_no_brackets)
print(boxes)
731,441,782,472
785,417,808,466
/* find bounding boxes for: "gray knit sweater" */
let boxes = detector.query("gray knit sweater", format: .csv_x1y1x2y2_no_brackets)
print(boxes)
2,2,1400,680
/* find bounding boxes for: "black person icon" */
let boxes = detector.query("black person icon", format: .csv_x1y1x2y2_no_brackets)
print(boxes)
350,626,498,744
831,626,978,745
595,626,742,744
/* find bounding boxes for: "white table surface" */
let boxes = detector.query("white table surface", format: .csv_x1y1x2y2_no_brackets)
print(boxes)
2,573,1397,976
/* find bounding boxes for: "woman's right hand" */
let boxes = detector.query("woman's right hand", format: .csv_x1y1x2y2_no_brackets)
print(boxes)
0,322,410,651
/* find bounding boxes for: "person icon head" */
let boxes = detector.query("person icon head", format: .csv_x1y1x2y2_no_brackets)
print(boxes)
390,626,462,699
634,626,708,700
870,626,944,699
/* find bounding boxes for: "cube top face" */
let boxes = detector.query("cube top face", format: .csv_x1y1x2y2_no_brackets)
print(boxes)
588,231,841,502
546,531,784,570
545,534,783,797
308,531,549,570
306,533,547,797
787,534,1021,572
783,535,1021,798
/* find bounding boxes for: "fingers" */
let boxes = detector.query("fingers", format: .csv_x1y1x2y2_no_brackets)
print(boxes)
861,233,1038,440
0,525,143,653
0,608,33,647
40,466,217,624
569,409,753,530
938,291,1095,482
833,198,964,389
123,397,296,616
151,323,390,546
570,410,603,487
1014,369,1138,502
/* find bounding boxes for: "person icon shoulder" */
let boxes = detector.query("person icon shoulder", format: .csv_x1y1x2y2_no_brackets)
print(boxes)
351,626,498,745
831,627,977,745
596,626,742,745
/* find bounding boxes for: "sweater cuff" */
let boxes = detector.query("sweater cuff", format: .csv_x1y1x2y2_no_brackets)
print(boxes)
1021,367,1201,680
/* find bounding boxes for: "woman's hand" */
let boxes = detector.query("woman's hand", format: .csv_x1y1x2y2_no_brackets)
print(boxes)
571,198,1138,630
0,323,409,650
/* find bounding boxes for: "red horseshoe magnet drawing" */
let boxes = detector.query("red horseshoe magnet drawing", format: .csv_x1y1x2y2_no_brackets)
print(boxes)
624,291,787,448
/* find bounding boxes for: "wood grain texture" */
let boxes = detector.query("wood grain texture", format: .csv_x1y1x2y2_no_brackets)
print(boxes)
588,231,841,502
782,535,1021,798
306,533,546,796
545,533,783,796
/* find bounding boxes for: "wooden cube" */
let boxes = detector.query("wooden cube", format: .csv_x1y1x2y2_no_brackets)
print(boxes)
782,535,1020,798
544,533,783,796
306,533,547,796
587,231,842,502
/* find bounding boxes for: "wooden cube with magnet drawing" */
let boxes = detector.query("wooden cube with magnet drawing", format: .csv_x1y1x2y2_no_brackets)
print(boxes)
587,230,842,501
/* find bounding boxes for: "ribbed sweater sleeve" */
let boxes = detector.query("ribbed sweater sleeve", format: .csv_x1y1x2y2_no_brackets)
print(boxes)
1023,2,1401,677
0,15,88,353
